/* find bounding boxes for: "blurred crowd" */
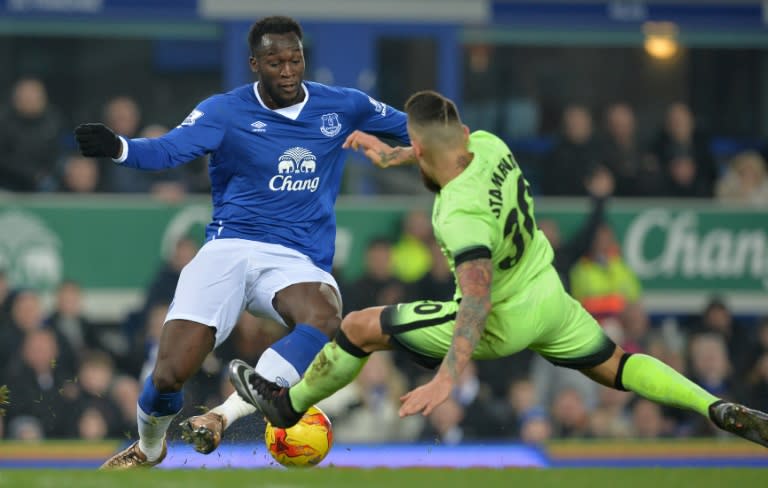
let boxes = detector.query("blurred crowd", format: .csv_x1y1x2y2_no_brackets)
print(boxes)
1,77,768,204
1,74,767,445
1,165,767,445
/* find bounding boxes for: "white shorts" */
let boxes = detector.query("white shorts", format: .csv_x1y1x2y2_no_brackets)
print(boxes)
165,238,340,348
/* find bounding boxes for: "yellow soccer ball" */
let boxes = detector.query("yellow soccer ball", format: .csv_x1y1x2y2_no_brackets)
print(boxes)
264,405,333,467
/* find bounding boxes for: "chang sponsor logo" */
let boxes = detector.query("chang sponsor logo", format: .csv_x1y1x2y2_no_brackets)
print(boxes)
624,209,768,288
269,147,320,192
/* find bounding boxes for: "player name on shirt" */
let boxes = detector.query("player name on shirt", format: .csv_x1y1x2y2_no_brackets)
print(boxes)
488,153,518,218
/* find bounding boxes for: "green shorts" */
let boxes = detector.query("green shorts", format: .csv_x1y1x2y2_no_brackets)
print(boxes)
380,266,615,370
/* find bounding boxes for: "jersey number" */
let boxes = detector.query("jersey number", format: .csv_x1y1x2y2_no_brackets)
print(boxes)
498,177,534,270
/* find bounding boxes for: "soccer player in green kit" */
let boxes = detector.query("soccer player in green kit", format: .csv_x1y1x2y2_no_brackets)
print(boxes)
230,90,768,446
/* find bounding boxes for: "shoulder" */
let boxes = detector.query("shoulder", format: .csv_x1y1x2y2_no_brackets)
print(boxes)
307,81,376,109
469,130,510,153
190,87,249,123
437,186,487,224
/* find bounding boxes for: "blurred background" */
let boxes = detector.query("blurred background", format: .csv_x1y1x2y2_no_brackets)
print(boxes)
1,0,767,457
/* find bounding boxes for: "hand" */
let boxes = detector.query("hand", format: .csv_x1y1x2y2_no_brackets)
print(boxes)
74,123,122,159
343,130,414,168
399,373,454,417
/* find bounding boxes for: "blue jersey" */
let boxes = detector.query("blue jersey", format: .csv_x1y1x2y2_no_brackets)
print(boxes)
119,81,409,272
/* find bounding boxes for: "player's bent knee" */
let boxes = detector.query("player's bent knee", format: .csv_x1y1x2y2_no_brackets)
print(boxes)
151,364,186,392
340,308,386,352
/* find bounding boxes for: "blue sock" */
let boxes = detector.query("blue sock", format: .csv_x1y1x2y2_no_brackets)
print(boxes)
255,324,330,387
136,375,183,458
138,375,183,417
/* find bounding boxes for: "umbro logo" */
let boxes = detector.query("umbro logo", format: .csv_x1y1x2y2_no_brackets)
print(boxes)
251,121,267,132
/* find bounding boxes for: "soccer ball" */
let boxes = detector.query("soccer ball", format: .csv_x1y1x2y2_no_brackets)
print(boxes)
264,405,333,467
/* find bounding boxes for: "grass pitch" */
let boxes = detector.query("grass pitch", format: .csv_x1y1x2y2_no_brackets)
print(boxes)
0,468,765,488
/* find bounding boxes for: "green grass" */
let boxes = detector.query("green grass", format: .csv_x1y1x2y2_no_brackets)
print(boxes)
0,468,765,488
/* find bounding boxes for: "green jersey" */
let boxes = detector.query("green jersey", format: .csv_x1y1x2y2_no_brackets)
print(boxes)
432,130,554,304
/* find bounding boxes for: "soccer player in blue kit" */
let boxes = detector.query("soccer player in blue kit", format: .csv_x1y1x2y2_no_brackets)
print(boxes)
74,16,411,469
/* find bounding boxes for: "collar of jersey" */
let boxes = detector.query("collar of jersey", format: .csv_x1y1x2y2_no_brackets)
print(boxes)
252,82,310,121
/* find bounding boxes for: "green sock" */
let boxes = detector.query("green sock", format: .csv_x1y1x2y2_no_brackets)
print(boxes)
289,341,369,413
620,353,719,417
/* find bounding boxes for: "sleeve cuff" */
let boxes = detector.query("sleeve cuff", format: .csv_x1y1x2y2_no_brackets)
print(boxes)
454,245,492,266
112,136,129,163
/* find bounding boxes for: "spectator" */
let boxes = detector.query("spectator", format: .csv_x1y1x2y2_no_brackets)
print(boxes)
550,387,591,438
569,224,642,322
391,209,433,283
78,407,110,440
504,379,548,439
601,103,657,196
618,301,651,354
631,399,668,439
0,78,63,192
122,235,199,358
343,238,407,311
687,297,753,376
8,416,45,441
715,150,768,206
109,375,141,438
143,236,200,312
658,152,711,198
539,166,614,292
100,96,150,192
589,386,633,439
1,290,78,377
407,238,454,302
46,280,101,361
651,102,717,197
449,361,501,439
58,154,100,193
519,411,553,444
688,333,733,400
75,351,122,438
2,329,78,438
541,104,604,196
671,332,733,437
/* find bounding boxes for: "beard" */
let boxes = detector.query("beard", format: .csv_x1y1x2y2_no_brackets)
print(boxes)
420,168,441,193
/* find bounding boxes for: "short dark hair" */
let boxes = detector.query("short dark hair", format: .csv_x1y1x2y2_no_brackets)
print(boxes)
248,16,303,55
404,90,460,127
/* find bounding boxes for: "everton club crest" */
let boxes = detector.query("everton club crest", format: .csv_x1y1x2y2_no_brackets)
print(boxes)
320,113,342,137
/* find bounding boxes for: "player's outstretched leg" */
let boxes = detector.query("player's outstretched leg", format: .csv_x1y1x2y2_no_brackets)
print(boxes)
231,307,388,428
101,320,214,469
584,346,768,448
181,282,339,453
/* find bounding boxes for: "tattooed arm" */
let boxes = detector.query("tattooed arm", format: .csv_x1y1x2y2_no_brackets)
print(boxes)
398,257,493,417
439,258,493,381
342,130,416,168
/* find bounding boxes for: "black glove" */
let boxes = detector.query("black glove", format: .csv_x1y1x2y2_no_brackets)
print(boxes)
74,123,122,159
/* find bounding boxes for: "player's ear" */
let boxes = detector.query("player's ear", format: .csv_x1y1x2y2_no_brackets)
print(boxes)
249,56,259,74
462,124,470,140
412,139,423,159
